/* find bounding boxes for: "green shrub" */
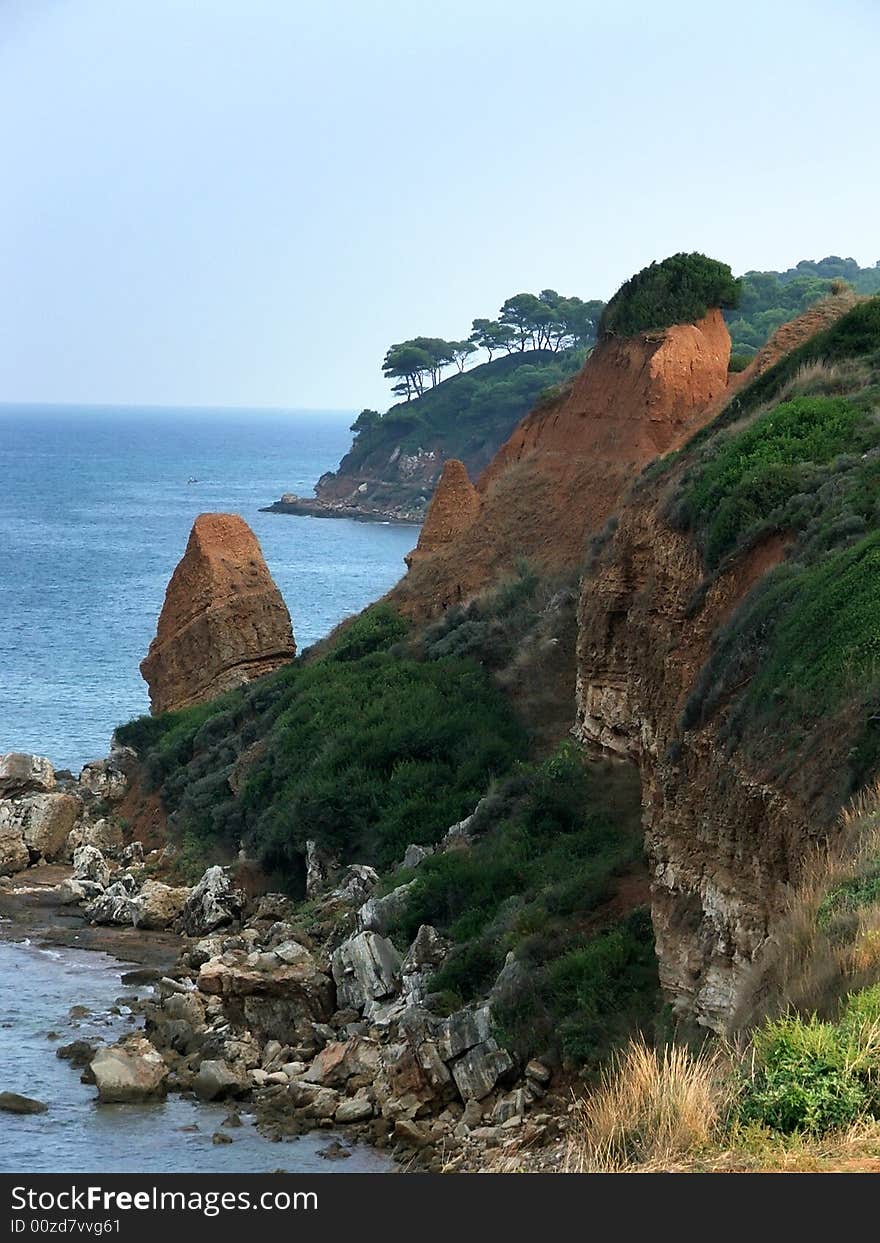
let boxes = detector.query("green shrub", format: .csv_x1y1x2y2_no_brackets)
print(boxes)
325,604,409,662
116,611,527,880
817,870,880,930
599,253,741,339
739,1008,880,1134
542,910,660,1064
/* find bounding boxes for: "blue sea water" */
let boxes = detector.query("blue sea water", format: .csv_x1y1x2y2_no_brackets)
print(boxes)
0,406,417,771
0,938,390,1173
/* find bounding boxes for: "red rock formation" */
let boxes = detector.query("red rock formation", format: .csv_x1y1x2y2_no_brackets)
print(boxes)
140,514,295,715
575,500,802,1030
404,459,481,569
392,311,731,617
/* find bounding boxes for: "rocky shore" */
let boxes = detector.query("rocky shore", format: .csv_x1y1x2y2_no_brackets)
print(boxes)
0,750,569,1172
260,493,424,525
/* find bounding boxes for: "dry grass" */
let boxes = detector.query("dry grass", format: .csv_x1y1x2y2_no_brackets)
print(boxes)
564,1037,734,1172
731,781,880,1032
773,356,870,404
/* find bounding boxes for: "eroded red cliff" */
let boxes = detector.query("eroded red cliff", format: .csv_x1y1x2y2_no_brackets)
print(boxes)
392,309,731,617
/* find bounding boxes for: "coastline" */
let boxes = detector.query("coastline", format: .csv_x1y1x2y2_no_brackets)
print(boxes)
260,497,424,525
0,865,179,969
0,854,567,1173
0,866,396,1173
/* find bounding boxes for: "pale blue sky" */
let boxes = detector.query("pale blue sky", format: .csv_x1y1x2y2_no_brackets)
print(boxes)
1,0,877,411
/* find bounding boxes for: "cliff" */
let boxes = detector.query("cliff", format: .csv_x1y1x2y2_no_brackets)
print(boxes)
575,295,880,1030
392,309,731,617
140,513,296,715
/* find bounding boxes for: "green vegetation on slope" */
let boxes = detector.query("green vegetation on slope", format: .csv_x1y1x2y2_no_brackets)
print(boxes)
120,576,655,1067
669,297,880,795
341,347,585,484
598,253,741,339
676,395,874,566
116,605,528,879
384,743,656,1067
727,256,880,357
739,993,880,1135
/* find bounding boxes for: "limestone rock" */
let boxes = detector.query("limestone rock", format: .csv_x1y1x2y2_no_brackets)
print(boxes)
140,512,296,716
401,925,449,1005
331,932,402,1011
0,753,55,798
0,810,30,875
78,755,132,803
305,840,334,897
402,924,448,976
0,1092,48,1114
86,882,139,926
134,880,191,930
197,942,332,1047
450,1039,514,1101
19,793,82,862
335,1096,374,1124
73,844,111,888
91,1036,168,1102
331,864,380,906
357,881,415,934
301,1037,380,1088
525,1059,551,1085
193,1059,248,1101
180,866,243,935
57,877,89,905
402,843,434,870
72,818,125,857
436,1005,492,1062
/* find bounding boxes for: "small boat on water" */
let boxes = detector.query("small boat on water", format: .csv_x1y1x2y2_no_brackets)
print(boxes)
187,476,200,484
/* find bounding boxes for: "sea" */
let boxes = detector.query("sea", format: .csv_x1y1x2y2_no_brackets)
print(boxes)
0,405,417,772
0,938,391,1173
0,404,412,1173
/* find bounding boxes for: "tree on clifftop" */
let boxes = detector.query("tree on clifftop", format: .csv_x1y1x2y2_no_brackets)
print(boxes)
469,318,517,360
382,290,604,396
599,252,741,339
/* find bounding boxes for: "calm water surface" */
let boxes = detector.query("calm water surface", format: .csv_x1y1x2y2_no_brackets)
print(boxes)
0,406,417,770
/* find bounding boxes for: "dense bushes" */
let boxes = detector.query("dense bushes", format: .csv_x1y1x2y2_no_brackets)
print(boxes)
599,253,741,339
116,607,527,880
420,562,546,669
385,744,656,1065
739,990,880,1134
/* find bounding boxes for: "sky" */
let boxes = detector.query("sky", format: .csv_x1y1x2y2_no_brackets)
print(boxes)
0,0,877,412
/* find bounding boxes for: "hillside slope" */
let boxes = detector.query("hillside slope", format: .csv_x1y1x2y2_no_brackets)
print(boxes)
576,296,880,1029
